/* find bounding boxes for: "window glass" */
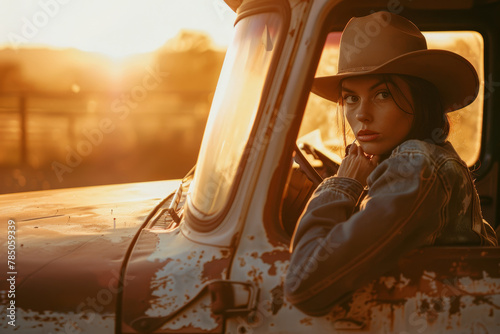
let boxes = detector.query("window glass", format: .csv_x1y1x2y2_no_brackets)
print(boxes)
299,31,484,167
189,12,281,218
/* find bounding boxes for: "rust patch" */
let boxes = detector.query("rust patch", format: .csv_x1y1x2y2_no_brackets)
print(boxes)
419,299,430,313
201,257,231,281
433,298,444,312
397,247,500,283
247,266,264,284
260,250,290,276
299,317,312,325
450,296,461,315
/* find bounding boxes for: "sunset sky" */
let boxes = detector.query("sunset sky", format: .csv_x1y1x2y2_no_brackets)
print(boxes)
0,0,237,57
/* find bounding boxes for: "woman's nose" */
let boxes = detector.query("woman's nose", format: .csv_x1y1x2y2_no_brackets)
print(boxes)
355,103,373,122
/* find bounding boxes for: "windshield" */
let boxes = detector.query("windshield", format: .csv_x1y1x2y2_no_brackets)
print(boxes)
189,12,281,218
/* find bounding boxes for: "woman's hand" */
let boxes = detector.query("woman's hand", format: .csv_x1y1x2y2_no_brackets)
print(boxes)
337,144,380,187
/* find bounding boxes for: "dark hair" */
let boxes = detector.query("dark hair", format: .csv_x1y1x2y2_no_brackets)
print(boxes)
385,74,450,142
338,74,450,150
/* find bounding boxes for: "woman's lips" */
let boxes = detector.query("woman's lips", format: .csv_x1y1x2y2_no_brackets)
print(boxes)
357,131,380,142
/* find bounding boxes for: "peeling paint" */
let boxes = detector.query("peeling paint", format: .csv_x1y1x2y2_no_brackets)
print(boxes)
146,248,229,319
160,294,220,331
122,224,232,332
0,308,114,334
327,272,500,333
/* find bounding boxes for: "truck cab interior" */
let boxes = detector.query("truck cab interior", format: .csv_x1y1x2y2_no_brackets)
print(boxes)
281,0,500,242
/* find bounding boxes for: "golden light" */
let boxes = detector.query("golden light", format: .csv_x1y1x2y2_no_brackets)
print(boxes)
0,0,236,58
0,0,236,194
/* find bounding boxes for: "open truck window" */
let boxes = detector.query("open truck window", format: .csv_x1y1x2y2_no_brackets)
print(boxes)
298,31,484,167
281,30,485,236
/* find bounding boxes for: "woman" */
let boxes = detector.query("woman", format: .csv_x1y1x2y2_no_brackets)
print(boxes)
284,12,497,316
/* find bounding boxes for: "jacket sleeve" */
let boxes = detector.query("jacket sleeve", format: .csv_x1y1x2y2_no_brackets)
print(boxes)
284,148,447,315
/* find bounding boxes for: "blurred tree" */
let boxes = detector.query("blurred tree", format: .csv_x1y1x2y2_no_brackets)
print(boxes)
0,31,227,194
156,30,225,94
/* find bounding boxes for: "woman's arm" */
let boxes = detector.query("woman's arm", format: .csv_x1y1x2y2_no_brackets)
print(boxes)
285,146,446,315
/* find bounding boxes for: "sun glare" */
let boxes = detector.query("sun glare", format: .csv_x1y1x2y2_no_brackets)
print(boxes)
0,0,236,58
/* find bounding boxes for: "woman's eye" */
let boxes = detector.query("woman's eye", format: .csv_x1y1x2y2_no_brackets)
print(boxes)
344,95,359,104
375,91,391,100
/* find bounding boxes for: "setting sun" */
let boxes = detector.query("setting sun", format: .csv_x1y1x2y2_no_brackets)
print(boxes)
1,0,236,57
0,0,235,194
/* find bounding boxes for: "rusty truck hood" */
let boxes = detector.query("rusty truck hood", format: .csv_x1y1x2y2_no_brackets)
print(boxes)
0,180,179,332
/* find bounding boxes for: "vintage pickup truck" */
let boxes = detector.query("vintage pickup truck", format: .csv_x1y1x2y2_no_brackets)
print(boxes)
1,0,500,333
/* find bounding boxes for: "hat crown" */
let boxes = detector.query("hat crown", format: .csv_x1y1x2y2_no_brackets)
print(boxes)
312,12,479,112
338,12,427,73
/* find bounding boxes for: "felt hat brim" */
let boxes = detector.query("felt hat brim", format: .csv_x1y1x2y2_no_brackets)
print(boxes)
312,49,479,112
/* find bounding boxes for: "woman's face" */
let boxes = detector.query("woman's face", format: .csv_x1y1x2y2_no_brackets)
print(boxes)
341,75,414,156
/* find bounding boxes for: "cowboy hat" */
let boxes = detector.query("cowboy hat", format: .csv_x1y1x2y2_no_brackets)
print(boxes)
312,12,479,112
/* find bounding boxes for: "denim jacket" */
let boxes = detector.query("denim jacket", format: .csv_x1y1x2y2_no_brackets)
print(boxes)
284,139,497,316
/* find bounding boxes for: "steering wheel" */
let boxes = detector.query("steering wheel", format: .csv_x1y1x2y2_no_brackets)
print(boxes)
293,143,341,187
281,144,341,236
